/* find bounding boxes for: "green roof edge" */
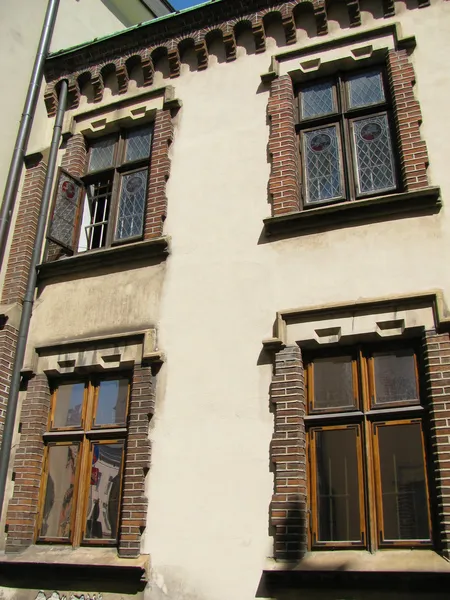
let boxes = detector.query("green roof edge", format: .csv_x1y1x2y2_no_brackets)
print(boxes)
47,0,222,60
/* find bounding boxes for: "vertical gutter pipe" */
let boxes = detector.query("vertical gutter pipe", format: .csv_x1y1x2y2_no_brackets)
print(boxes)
0,79,68,519
0,0,60,270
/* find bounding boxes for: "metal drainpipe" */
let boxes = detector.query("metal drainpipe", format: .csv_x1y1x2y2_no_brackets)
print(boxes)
0,79,68,520
0,0,60,270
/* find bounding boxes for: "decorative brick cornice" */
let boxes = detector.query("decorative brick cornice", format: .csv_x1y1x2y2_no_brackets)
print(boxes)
269,345,307,560
267,76,302,216
41,0,433,115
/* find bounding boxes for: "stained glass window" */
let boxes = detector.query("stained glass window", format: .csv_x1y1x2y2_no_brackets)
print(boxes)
115,169,148,240
301,81,336,119
303,126,343,204
88,135,117,172
347,70,385,109
48,171,83,250
126,126,152,162
351,114,396,195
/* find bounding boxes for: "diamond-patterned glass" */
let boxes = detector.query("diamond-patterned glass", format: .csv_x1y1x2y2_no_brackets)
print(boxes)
48,172,83,249
126,126,152,162
347,70,385,109
88,135,117,172
304,126,343,204
115,169,148,240
351,114,396,195
301,81,336,119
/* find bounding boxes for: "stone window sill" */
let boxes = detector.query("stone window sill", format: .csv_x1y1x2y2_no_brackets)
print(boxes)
38,236,170,281
263,187,441,238
0,546,148,590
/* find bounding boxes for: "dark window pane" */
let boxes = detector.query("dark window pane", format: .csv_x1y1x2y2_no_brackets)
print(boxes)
53,383,84,428
95,379,128,426
304,126,343,204
88,135,116,172
114,169,147,240
301,81,336,119
40,444,79,540
85,176,113,249
377,423,430,541
313,356,355,411
347,70,385,108
126,126,152,162
85,442,124,541
351,113,397,195
373,349,418,406
315,428,362,542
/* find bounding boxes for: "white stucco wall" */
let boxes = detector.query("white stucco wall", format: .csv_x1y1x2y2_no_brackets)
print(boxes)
2,1,450,599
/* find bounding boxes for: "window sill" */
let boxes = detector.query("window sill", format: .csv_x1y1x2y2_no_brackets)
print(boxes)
38,236,170,281
263,187,441,238
0,546,148,591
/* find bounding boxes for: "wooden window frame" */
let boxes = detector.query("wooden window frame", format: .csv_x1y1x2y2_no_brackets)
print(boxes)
80,124,154,251
36,376,131,547
305,342,432,551
296,66,401,208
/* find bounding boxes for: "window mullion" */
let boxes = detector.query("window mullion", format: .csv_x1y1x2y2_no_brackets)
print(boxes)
72,435,91,547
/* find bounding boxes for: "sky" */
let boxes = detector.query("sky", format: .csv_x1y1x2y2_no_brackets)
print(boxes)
170,0,205,10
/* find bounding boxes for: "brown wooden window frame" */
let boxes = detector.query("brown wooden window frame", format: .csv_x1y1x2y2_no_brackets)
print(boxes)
305,342,433,551
36,375,130,548
296,65,401,208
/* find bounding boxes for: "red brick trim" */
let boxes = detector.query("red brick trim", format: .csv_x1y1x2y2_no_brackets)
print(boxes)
387,49,429,191
269,345,307,560
5,375,51,553
0,323,19,444
45,134,87,263
268,76,302,217
145,109,173,240
118,364,155,558
1,155,47,305
422,330,450,559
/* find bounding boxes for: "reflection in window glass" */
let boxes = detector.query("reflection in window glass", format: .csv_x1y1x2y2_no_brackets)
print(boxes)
313,356,355,411
301,81,336,119
53,383,84,428
40,444,79,539
347,70,385,109
304,126,343,204
85,442,124,541
315,428,361,542
377,423,430,541
373,349,418,405
95,379,128,426
126,126,152,162
88,135,116,172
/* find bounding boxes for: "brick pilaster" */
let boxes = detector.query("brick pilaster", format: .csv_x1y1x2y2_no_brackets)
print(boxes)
144,109,173,240
46,134,87,262
5,375,51,553
387,49,429,191
118,364,155,557
267,76,302,217
0,323,19,443
270,345,307,560
1,155,47,305
423,330,450,559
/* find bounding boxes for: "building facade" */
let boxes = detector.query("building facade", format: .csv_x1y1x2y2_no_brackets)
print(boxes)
0,0,450,598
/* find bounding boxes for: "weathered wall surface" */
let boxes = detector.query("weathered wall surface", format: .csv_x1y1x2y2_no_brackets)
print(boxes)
1,1,450,599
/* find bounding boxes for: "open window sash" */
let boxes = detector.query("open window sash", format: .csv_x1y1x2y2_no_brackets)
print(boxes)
47,168,84,253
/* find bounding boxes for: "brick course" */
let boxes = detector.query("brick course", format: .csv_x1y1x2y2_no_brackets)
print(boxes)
268,76,302,217
269,345,307,560
0,324,19,443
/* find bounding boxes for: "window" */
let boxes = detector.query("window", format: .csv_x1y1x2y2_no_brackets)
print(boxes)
306,345,432,549
47,124,153,254
297,68,399,206
37,377,130,546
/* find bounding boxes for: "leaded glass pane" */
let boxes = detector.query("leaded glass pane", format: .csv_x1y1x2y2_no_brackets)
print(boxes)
48,171,83,250
301,81,336,119
304,126,343,204
115,169,148,240
347,70,385,108
88,135,116,172
351,114,396,195
126,126,152,162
